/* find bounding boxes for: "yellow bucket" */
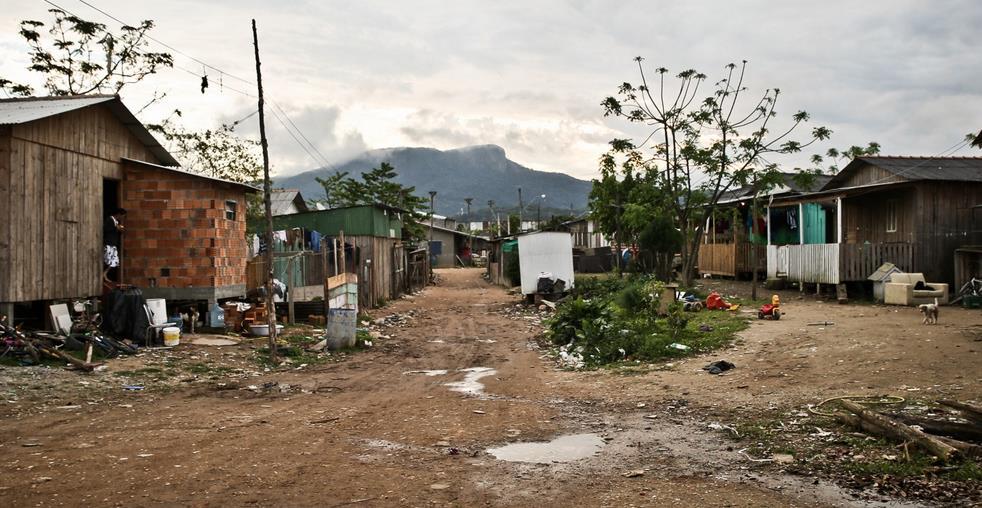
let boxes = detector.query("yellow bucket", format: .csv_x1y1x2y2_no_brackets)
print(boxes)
163,327,181,347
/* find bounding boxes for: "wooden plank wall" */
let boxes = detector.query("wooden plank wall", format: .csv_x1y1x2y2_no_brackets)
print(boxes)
836,162,907,188
0,128,11,300
697,243,736,276
839,243,914,281
914,181,982,284
842,187,916,244
2,104,160,303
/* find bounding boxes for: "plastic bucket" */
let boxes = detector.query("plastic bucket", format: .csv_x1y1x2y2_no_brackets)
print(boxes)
163,326,181,347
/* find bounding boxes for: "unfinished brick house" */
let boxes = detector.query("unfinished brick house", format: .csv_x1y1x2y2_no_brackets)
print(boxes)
0,94,255,322
120,158,256,303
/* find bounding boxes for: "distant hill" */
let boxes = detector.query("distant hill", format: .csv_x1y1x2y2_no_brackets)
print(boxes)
274,145,592,216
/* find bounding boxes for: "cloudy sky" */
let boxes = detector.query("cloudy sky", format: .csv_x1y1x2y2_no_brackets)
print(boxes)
2,0,980,180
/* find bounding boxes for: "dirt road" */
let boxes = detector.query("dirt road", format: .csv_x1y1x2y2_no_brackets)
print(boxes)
3,269,969,507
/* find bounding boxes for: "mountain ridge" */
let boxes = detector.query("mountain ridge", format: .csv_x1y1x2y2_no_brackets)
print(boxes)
274,144,592,216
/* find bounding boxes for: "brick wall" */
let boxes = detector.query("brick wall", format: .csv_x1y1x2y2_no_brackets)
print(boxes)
121,163,249,289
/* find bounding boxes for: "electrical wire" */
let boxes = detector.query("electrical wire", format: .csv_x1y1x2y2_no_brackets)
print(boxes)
42,0,338,171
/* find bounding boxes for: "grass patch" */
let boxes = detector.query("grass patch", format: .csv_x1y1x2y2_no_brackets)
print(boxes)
546,275,748,368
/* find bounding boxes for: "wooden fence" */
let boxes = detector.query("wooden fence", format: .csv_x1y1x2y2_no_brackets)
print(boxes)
767,242,914,284
697,243,766,277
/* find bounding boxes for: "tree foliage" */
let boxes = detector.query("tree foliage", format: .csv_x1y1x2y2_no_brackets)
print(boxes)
313,163,430,240
1,8,173,97
595,58,834,284
147,111,262,184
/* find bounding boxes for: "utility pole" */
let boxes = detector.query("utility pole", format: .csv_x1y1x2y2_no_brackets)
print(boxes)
464,198,473,262
428,191,436,274
517,187,523,233
488,200,499,238
252,19,277,361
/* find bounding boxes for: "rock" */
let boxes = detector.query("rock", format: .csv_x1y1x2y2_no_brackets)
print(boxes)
429,483,451,490
773,453,794,464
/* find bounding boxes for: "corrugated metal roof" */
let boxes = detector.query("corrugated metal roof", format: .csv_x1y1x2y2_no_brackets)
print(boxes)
270,189,308,215
0,95,179,166
824,156,982,190
0,95,116,124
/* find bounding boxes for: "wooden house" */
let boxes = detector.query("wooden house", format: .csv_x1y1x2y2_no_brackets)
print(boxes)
270,189,309,216
698,173,829,277
0,95,255,322
765,156,982,287
262,204,407,308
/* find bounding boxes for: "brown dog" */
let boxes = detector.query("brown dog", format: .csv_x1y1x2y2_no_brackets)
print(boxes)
918,298,939,325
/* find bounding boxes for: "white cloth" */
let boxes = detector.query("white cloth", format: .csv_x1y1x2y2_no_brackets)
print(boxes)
104,245,119,268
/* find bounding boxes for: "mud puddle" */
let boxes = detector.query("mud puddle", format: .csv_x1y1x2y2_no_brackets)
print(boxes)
445,367,497,396
487,433,605,464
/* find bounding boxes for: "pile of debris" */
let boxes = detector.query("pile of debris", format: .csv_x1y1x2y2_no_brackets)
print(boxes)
369,309,420,329
1,316,136,373
816,397,982,462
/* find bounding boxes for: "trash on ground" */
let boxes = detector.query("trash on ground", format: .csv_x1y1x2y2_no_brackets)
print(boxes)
702,360,736,375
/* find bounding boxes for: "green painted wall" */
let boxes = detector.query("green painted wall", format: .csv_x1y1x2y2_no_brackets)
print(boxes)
262,205,403,238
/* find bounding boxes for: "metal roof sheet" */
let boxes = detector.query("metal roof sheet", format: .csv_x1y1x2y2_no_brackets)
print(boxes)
0,95,179,166
270,190,308,215
824,156,982,190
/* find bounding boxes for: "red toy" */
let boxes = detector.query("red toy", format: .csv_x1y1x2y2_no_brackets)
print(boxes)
757,295,781,320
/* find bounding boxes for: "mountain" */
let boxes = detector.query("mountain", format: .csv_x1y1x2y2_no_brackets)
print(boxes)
274,144,593,217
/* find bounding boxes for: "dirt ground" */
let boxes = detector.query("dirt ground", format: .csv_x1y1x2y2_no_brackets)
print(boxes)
1,268,980,507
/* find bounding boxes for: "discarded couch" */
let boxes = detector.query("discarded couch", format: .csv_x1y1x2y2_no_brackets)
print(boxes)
883,273,949,306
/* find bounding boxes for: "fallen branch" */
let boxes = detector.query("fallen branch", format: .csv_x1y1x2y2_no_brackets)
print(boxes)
33,342,97,372
892,413,982,443
836,400,958,462
939,400,982,424
935,435,982,459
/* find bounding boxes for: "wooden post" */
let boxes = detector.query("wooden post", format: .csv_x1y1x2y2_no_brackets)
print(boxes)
321,237,329,318
766,206,772,245
751,177,759,302
287,255,296,325
253,19,277,361
798,203,804,245
836,196,843,244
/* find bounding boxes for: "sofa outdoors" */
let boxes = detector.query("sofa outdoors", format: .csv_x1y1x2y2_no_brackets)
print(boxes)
883,273,949,306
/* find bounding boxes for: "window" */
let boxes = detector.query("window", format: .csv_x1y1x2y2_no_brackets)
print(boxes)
225,200,238,221
886,199,898,233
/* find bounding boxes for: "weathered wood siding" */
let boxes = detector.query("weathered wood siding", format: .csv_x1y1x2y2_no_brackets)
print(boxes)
1,105,160,303
913,181,982,284
698,243,765,277
839,243,914,281
842,187,916,244
835,161,908,188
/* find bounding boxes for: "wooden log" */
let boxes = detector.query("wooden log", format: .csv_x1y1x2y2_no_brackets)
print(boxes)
935,435,982,459
892,413,982,442
939,400,982,424
31,340,95,372
837,400,959,462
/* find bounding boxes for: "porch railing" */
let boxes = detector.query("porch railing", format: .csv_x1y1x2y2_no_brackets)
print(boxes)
767,242,914,284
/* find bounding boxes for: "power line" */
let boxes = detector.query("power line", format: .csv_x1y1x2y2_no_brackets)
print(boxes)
45,0,338,172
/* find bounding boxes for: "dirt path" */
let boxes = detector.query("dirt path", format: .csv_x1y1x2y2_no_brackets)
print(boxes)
0,269,946,507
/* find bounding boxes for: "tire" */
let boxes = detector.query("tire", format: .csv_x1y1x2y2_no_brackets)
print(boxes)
757,311,765,320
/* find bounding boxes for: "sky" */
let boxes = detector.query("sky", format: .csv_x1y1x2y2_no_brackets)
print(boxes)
1,0,980,181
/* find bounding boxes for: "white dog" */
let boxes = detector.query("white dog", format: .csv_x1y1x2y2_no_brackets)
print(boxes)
918,298,939,325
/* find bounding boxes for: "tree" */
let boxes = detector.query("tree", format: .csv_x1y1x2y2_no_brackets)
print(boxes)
599,58,832,285
1,8,172,97
147,111,262,183
809,142,881,174
313,163,430,241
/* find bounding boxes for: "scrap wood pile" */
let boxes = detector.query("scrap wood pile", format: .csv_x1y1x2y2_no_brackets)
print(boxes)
0,315,136,373
818,396,982,462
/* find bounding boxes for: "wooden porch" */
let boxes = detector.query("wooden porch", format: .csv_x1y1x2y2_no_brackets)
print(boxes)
766,243,915,284
697,243,766,277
